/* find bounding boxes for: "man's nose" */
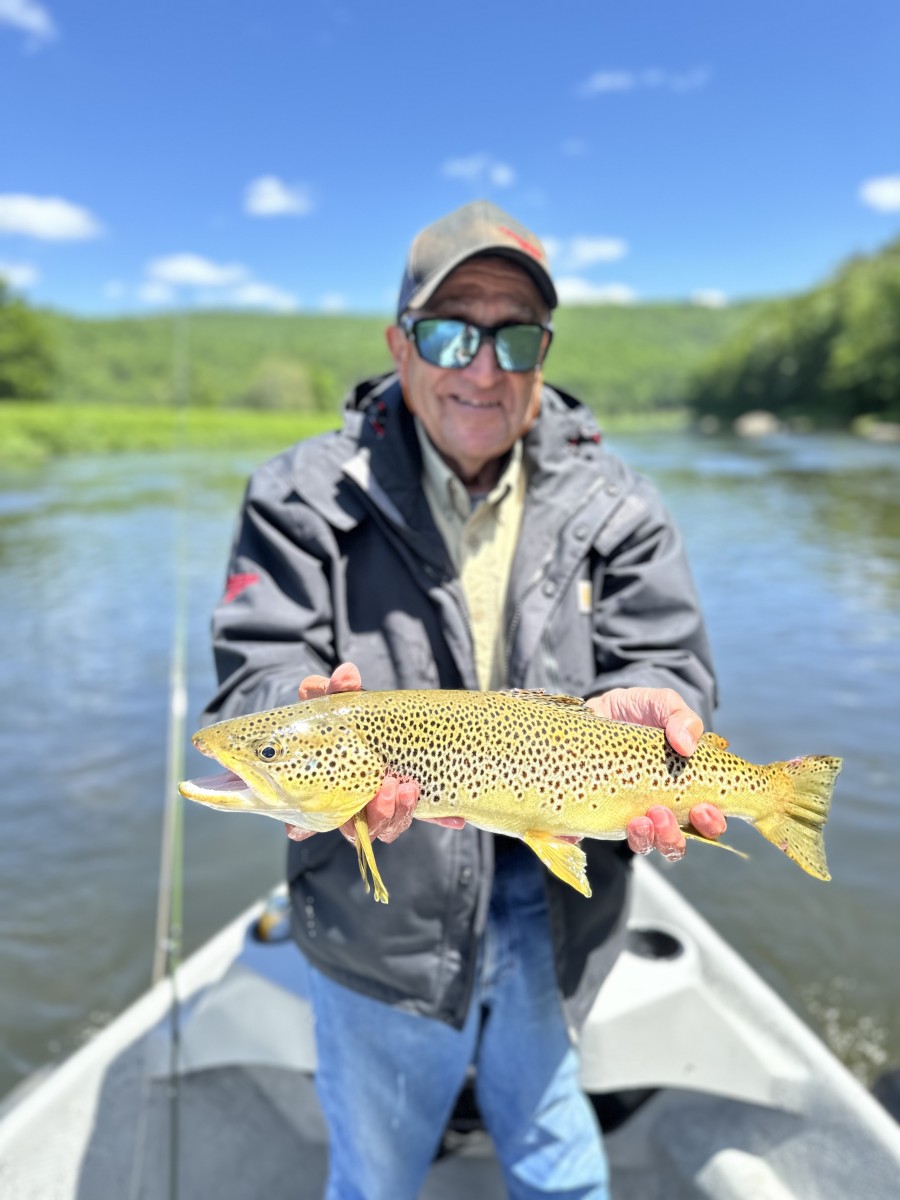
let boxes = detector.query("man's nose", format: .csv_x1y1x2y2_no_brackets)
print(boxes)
462,336,504,381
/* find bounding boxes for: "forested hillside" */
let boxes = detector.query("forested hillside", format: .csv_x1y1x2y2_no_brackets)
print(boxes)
33,303,754,419
686,236,900,427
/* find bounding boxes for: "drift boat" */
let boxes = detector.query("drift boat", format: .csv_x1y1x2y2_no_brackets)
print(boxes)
1,858,898,1198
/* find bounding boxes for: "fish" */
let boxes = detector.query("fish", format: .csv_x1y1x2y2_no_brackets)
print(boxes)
179,688,841,903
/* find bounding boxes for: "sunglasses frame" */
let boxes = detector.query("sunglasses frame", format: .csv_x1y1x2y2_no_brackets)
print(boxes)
400,313,553,373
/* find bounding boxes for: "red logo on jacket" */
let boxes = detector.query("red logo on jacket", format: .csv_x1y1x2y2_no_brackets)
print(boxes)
223,572,260,603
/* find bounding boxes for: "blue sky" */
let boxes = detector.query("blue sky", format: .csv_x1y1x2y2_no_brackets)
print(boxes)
1,0,898,316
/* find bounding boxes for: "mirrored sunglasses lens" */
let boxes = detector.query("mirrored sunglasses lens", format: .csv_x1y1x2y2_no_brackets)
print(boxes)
495,325,543,371
415,320,478,368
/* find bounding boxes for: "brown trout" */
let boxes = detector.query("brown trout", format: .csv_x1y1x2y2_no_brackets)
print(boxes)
179,688,841,903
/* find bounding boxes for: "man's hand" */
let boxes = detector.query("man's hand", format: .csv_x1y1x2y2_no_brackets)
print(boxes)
587,687,727,861
284,663,464,846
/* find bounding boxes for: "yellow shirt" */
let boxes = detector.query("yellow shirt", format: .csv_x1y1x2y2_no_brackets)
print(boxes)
415,420,526,690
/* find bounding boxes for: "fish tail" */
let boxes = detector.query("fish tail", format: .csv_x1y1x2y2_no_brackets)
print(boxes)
754,755,842,881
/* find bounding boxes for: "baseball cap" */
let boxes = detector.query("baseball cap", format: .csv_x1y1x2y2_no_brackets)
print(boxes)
396,200,557,318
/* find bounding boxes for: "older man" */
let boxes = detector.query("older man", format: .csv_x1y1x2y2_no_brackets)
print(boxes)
205,200,723,1199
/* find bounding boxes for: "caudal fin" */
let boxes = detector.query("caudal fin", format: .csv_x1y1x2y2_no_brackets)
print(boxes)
755,756,842,881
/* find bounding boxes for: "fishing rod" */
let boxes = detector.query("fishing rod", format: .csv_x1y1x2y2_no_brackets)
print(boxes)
131,309,191,1200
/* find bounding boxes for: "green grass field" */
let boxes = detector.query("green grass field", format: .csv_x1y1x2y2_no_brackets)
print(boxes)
0,403,342,467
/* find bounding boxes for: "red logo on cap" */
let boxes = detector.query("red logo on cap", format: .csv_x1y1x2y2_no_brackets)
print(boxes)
498,226,542,260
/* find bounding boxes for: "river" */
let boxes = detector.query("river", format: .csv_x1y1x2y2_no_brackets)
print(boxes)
1,431,898,1104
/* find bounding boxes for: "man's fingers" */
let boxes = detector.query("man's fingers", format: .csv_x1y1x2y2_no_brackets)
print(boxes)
626,815,655,855
590,687,703,757
646,805,686,861
285,823,316,842
664,708,704,757
327,662,363,694
375,780,418,843
690,802,727,839
298,674,330,700
299,662,362,701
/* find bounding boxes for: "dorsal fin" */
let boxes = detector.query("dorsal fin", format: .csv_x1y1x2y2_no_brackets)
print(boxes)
501,688,588,710
700,731,730,751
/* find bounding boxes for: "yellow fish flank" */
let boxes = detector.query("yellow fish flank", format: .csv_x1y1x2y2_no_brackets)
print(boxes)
179,689,841,903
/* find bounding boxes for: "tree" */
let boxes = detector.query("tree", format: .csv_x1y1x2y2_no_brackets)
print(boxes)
0,280,57,400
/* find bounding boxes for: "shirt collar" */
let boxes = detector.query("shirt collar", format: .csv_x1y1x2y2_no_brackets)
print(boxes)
414,418,523,521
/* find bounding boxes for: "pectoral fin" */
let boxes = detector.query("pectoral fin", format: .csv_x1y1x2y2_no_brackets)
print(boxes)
352,811,390,903
522,831,592,897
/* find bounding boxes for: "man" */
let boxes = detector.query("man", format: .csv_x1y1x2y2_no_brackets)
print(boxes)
204,200,724,1199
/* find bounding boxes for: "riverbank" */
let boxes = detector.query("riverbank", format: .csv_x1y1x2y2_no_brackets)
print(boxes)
0,404,341,467
0,401,692,467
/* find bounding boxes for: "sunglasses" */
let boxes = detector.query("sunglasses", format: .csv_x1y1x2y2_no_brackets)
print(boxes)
400,314,553,373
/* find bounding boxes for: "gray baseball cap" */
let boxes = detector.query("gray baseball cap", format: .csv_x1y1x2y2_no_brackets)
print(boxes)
396,200,557,318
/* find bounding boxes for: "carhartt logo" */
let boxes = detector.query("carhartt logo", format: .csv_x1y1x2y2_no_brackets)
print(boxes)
223,572,259,603
498,226,542,260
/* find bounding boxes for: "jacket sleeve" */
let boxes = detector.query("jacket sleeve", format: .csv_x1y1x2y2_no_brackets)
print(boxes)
588,474,717,727
202,456,338,723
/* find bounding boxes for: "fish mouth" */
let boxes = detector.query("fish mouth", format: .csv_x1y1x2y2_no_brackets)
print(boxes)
178,769,254,807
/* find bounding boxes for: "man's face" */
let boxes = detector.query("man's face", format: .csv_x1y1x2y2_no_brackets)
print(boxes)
386,256,550,490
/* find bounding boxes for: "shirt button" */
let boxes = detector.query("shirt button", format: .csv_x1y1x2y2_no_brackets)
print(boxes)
606,483,620,496
574,524,589,540
459,866,473,886
543,580,557,597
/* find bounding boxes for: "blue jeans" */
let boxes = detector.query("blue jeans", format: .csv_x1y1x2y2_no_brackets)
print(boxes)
306,842,609,1199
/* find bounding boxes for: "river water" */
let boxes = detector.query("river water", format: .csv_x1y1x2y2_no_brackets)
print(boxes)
1,432,898,1104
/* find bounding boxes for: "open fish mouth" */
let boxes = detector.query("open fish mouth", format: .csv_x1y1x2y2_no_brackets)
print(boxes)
178,770,254,805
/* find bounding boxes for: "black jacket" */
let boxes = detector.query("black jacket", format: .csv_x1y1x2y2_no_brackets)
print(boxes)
204,374,717,1031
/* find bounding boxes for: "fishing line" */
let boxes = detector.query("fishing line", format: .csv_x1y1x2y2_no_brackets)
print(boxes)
129,310,191,1200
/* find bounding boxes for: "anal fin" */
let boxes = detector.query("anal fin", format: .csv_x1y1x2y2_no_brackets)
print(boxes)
683,826,749,859
522,830,592,897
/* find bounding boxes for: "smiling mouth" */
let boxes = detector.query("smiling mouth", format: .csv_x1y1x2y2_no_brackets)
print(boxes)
449,393,500,410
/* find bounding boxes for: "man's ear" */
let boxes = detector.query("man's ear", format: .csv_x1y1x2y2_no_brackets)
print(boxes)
385,324,407,370
524,369,543,432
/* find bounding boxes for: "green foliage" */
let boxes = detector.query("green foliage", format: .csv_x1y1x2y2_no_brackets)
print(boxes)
42,311,391,413
548,304,755,417
36,304,752,423
0,280,58,400
0,403,339,466
686,237,900,427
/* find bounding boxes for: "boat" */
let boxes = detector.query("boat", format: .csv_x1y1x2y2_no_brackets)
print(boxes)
1,857,898,1199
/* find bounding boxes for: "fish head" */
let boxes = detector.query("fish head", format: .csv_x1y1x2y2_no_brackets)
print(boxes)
179,703,384,833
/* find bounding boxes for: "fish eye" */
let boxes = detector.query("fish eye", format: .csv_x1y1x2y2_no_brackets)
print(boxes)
256,740,282,761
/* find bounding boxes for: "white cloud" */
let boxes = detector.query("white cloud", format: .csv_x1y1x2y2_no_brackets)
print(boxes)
0,194,103,240
488,162,516,188
226,282,298,312
320,292,346,313
579,70,635,96
859,175,900,213
0,260,38,288
146,253,249,288
556,277,636,306
578,67,710,98
441,154,516,189
0,0,56,44
138,280,176,306
139,253,297,311
691,288,728,309
566,237,628,269
561,137,587,157
543,235,628,271
244,175,313,218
